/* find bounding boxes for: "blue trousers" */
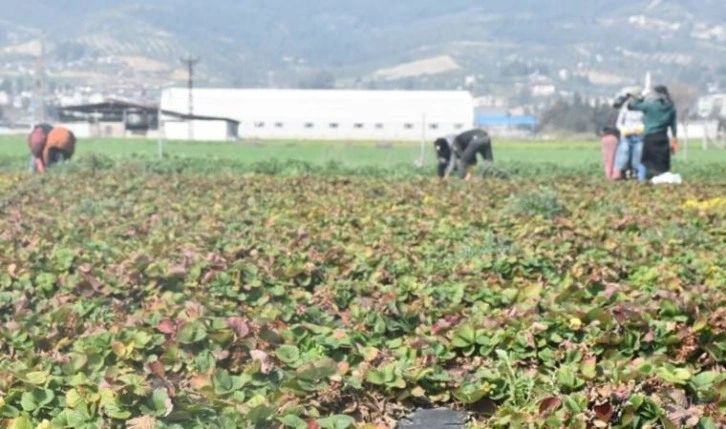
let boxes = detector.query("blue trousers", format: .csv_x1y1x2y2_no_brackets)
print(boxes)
615,135,646,181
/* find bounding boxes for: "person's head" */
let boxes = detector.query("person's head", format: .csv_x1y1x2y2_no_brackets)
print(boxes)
434,137,451,178
613,86,642,108
652,85,673,104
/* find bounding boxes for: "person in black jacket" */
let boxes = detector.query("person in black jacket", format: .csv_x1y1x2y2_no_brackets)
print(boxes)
434,128,494,180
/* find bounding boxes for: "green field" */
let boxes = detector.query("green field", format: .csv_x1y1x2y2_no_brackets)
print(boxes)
1,136,724,179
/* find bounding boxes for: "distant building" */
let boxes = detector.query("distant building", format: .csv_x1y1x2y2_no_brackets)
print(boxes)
475,110,538,138
159,88,475,141
56,99,239,141
531,84,556,97
697,94,726,118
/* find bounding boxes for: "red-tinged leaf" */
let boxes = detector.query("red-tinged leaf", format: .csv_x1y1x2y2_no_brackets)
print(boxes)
594,403,614,422
307,420,321,429
158,320,176,335
685,414,700,427
201,270,218,284
337,361,350,375
127,415,156,429
83,274,105,293
227,317,250,338
214,350,230,361
581,357,597,380
539,396,562,416
190,374,212,390
149,361,166,378
339,310,351,326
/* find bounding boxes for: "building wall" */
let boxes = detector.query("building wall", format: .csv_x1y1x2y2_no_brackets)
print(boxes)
679,120,719,139
160,88,475,141
57,122,92,139
163,120,236,141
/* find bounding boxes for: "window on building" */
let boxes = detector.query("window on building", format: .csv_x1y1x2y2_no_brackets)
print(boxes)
454,123,464,130
429,123,439,130
404,123,414,129
354,123,364,129
255,122,265,128
305,123,314,128
329,123,339,129
275,122,284,128
375,123,384,129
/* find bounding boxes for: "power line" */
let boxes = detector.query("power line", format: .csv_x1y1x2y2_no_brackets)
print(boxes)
180,55,200,140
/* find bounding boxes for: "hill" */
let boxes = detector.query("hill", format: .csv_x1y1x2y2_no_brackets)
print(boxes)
0,0,725,94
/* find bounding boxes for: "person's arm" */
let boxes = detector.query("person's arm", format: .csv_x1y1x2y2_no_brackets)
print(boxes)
627,97,648,112
616,106,627,131
670,109,679,154
35,157,45,172
443,140,458,178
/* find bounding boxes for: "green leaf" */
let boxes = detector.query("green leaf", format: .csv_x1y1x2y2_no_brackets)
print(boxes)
51,409,90,427
149,388,173,417
66,389,84,408
690,371,717,389
451,324,476,348
563,395,582,413
276,345,301,364
699,417,718,429
20,392,38,412
26,371,49,385
519,283,542,301
317,414,356,429
247,405,275,424
278,414,308,429
637,362,655,375
7,415,34,429
453,385,491,404
213,369,245,395
365,369,387,386
104,402,132,420
580,357,597,380
177,321,208,344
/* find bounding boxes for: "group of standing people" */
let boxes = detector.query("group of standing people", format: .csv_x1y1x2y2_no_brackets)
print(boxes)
601,84,679,183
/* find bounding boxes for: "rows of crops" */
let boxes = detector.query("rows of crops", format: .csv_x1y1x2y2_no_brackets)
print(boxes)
0,162,725,428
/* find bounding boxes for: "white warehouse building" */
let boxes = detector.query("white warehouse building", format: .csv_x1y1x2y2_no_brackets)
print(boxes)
159,88,475,141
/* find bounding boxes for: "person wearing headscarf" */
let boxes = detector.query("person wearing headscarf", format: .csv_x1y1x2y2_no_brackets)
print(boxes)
626,85,678,178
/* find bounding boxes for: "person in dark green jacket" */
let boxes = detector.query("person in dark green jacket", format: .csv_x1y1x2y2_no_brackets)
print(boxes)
626,85,678,178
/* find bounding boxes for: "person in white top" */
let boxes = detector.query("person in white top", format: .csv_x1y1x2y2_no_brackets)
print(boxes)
613,86,646,181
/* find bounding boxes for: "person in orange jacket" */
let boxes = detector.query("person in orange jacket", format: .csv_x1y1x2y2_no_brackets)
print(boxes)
27,124,76,172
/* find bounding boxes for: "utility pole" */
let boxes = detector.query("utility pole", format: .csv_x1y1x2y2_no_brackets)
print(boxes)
33,38,46,126
179,55,200,140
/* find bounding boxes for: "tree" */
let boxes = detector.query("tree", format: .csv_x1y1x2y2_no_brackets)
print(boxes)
538,95,614,135
667,82,699,118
